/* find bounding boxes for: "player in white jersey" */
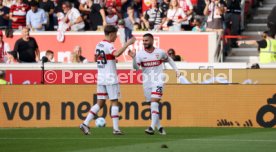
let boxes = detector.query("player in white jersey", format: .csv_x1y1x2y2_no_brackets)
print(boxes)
128,33,180,135
80,25,136,135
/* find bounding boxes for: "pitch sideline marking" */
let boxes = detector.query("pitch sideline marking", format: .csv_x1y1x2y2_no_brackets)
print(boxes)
0,138,275,143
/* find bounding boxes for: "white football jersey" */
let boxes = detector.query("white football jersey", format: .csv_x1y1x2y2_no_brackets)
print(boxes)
136,48,168,87
95,40,118,85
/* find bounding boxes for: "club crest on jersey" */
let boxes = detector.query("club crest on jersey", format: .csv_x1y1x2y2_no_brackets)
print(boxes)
155,54,160,59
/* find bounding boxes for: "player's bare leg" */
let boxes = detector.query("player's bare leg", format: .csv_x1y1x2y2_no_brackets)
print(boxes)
80,99,106,135
111,99,124,135
145,98,166,135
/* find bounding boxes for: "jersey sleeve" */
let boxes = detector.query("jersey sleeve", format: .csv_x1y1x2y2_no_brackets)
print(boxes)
161,50,169,61
109,44,116,55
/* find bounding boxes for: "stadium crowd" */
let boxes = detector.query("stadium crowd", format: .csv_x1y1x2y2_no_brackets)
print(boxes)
0,0,249,32
0,0,270,63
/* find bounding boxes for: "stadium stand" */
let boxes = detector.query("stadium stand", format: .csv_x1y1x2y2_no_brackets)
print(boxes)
225,0,276,64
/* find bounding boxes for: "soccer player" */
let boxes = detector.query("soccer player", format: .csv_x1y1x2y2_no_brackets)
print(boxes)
128,33,180,135
80,25,136,135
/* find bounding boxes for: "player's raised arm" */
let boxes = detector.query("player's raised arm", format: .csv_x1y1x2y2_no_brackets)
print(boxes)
164,53,180,77
128,49,140,70
113,37,136,57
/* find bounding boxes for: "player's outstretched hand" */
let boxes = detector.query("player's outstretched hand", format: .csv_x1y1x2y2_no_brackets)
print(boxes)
128,49,136,58
126,37,136,46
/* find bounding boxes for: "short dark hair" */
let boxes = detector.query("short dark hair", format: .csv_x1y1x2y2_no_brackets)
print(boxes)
104,25,118,36
143,33,154,39
167,48,175,54
263,30,275,38
195,18,202,24
133,22,141,29
63,1,72,8
127,6,134,10
46,50,54,56
30,1,39,7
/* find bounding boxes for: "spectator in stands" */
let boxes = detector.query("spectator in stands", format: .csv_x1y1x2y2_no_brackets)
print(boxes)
39,0,55,31
3,0,15,8
118,19,132,46
105,0,122,18
69,52,81,63
267,6,276,38
165,0,187,31
124,6,140,30
0,0,10,29
167,48,181,61
6,50,19,63
62,1,85,31
79,0,91,13
13,27,39,62
45,50,54,62
133,22,141,31
0,30,10,63
73,45,88,63
79,0,92,30
178,0,193,30
54,0,79,12
204,0,225,33
0,70,10,84
106,6,118,25
9,0,29,30
237,31,276,64
192,18,206,32
88,0,106,31
26,1,47,31
133,0,142,19
121,0,142,20
142,0,165,31
160,0,169,17
23,0,32,6
195,0,206,18
225,0,241,48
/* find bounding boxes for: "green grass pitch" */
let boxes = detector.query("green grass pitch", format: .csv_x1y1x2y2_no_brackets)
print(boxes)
0,127,276,152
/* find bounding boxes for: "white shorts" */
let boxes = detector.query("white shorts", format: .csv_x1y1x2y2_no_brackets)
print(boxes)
97,84,121,100
143,84,164,102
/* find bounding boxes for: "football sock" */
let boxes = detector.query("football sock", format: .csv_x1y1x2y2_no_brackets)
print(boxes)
83,104,100,126
151,102,160,130
111,106,119,131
